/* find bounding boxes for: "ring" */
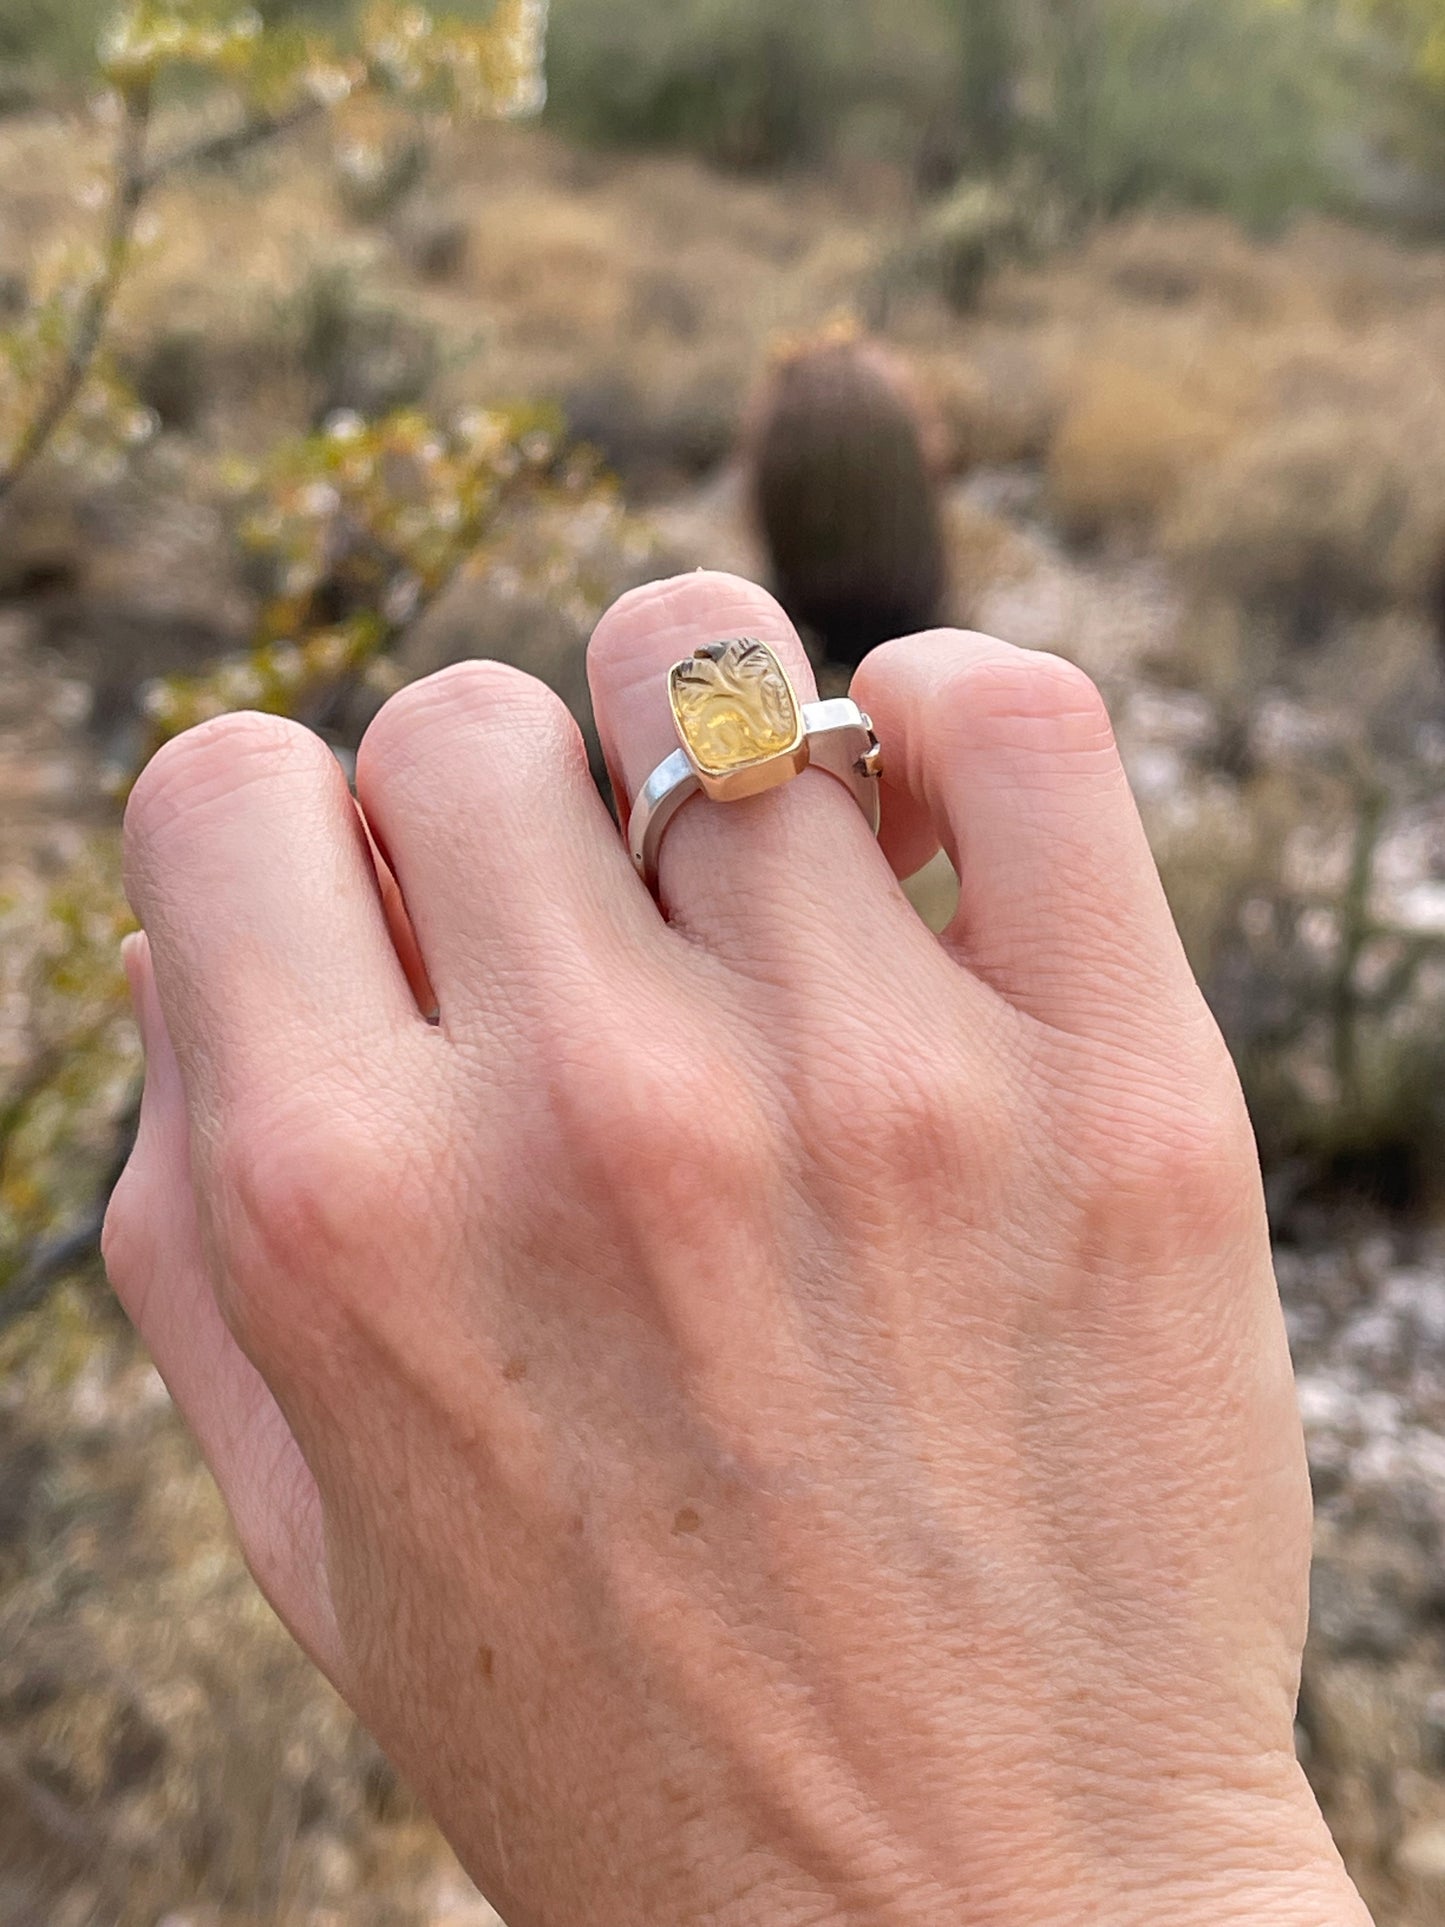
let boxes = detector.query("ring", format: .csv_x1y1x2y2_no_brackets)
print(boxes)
628,638,882,892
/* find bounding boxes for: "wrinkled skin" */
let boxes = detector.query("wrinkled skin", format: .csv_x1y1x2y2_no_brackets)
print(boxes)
105,573,1370,1926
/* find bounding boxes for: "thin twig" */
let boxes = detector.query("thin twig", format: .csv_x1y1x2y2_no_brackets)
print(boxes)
140,96,326,190
0,1729,108,1868
0,1725,157,1909
1330,779,1389,1111
0,1043,66,1157
0,1097,139,1335
0,81,154,506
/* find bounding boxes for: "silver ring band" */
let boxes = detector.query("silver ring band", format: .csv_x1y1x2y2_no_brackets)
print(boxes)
630,697,882,892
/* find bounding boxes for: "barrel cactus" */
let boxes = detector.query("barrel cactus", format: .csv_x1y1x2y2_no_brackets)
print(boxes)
746,328,950,670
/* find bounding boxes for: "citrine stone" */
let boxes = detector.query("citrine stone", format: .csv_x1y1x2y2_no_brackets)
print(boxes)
669,639,802,778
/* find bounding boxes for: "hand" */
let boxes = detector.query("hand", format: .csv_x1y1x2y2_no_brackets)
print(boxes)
104,572,1370,1926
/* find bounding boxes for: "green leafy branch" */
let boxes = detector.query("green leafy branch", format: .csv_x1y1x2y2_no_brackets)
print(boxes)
0,0,548,498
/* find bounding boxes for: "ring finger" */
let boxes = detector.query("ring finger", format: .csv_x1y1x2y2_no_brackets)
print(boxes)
589,572,908,966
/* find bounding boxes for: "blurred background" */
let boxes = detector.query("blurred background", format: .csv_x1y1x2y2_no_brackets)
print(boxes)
2,2,1445,1922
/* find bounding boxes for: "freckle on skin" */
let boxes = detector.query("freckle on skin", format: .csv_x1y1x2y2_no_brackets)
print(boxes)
502,1357,529,1382
673,1507,702,1536
476,1644,495,1684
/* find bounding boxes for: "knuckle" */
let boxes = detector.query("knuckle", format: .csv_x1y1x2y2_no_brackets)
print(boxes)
818,1035,1017,1195
125,712,327,855
101,1167,150,1301
558,1015,781,1242
360,659,580,784
1080,1063,1259,1246
936,648,1116,762
208,1091,424,1354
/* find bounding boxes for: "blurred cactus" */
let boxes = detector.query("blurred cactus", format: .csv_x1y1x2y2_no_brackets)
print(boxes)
746,326,948,671
917,0,1023,189
880,175,1048,316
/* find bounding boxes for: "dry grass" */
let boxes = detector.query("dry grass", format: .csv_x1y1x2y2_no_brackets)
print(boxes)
912,341,1060,473
0,1289,496,1927
965,215,1445,629
1046,362,1235,545
940,495,1034,623
1164,410,1445,628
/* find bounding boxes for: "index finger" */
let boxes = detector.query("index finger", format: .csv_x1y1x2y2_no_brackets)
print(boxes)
124,711,423,1126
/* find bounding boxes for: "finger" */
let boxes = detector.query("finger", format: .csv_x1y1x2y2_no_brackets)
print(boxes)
355,659,655,1039
123,712,421,1124
104,934,342,1679
853,631,1205,1043
587,572,892,952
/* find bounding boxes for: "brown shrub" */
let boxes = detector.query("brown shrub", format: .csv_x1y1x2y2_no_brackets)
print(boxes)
1087,213,1301,325
1164,410,1445,633
1046,361,1236,546
914,342,1059,473
941,495,1033,624
560,362,741,494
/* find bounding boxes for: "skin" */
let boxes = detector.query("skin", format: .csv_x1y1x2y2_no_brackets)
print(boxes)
104,572,1373,1926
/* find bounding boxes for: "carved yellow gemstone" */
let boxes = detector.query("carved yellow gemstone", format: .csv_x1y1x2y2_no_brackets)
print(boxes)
669,640,802,778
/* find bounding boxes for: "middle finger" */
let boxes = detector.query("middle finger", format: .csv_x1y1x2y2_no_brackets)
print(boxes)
355,658,660,1039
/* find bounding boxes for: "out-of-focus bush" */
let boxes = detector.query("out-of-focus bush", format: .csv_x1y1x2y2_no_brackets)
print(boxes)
1036,0,1346,227
0,0,110,77
1193,758,1445,1216
918,0,1022,185
288,261,442,423
333,127,431,220
544,0,948,171
6,2,1406,239
545,0,1355,230
1046,361,1233,544
1144,598,1445,1216
1310,0,1445,205
1164,411,1445,638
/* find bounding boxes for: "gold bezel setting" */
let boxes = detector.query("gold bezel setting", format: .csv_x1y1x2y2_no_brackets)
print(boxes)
668,638,809,802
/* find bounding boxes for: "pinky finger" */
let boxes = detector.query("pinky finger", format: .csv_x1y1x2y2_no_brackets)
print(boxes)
104,933,343,1682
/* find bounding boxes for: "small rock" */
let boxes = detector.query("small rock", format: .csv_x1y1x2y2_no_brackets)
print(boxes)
1398,1823,1445,1883
302,1831,361,1902
429,1875,505,1926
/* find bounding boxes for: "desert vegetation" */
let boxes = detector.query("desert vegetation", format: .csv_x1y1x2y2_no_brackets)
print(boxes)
2,2,1445,1922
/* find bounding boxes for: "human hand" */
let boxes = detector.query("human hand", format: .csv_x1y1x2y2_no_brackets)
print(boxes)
105,572,1370,1926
